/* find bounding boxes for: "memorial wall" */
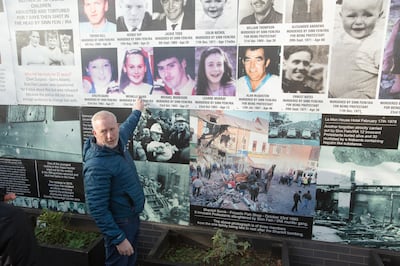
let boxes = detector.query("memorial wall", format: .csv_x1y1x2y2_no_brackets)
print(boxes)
1,0,400,251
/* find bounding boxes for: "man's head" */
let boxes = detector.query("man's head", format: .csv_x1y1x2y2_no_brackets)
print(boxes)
160,0,186,22
91,110,119,148
155,47,191,91
283,46,313,82
40,199,48,209
340,0,383,40
32,198,39,208
150,123,163,141
47,31,58,49
142,127,150,137
174,116,187,132
242,47,269,85
123,49,147,86
83,0,109,28
29,31,41,47
250,0,273,15
200,0,226,19
120,0,147,30
60,34,72,53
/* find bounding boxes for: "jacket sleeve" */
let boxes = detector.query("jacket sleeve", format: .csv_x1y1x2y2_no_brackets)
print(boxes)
119,110,142,144
84,160,126,245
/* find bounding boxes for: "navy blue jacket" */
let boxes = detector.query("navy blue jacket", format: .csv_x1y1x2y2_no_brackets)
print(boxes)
83,110,145,245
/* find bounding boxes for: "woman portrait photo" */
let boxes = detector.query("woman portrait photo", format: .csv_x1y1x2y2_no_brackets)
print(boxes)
195,46,236,96
119,47,154,95
81,48,119,94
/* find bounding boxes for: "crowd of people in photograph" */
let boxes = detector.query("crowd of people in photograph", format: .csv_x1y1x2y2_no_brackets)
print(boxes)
130,108,191,164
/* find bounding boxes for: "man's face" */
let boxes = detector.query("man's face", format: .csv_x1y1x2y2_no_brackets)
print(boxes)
92,114,120,148
250,0,273,15
124,53,146,85
340,0,381,40
160,0,186,22
157,57,187,89
200,0,226,19
30,31,40,47
151,131,162,141
32,199,39,208
61,42,70,53
58,202,68,212
48,37,57,49
86,58,112,88
283,51,312,82
243,48,269,83
121,0,146,29
40,199,48,209
83,0,108,27
175,121,186,132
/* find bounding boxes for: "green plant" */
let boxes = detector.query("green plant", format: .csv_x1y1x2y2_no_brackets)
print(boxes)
203,229,251,265
35,209,100,250
161,229,282,266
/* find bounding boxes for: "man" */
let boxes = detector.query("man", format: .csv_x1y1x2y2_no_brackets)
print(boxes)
46,30,63,65
292,0,323,23
80,0,116,33
83,97,145,266
117,0,152,31
21,31,49,65
237,46,281,96
0,189,39,266
282,45,318,93
152,47,196,95
291,190,302,212
151,0,195,30
168,115,190,163
240,0,282,24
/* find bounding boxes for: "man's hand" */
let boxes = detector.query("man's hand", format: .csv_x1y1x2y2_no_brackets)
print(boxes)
134,97,145,111
4,192,16,202
116,238,134,256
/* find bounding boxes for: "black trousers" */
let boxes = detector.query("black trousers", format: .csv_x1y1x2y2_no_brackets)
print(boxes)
0,203,38,266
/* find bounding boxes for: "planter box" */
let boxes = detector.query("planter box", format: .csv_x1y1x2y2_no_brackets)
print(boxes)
141,228,289,266
370,250,400,266
39,236,104,266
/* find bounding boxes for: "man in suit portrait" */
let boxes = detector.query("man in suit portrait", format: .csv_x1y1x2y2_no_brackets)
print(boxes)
292,0,323,23
151,0,195,30
117,0,153,31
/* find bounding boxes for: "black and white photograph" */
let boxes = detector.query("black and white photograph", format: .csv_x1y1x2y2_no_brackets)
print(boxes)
314,145,400,250
328,0,388,99
136,160,190,225
238,0,283,25
282,45,328,94
116,0,153,31
151,0,195,30
133,107,191,164
285,0,325,24
195,0,237,30
16,30,75,66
